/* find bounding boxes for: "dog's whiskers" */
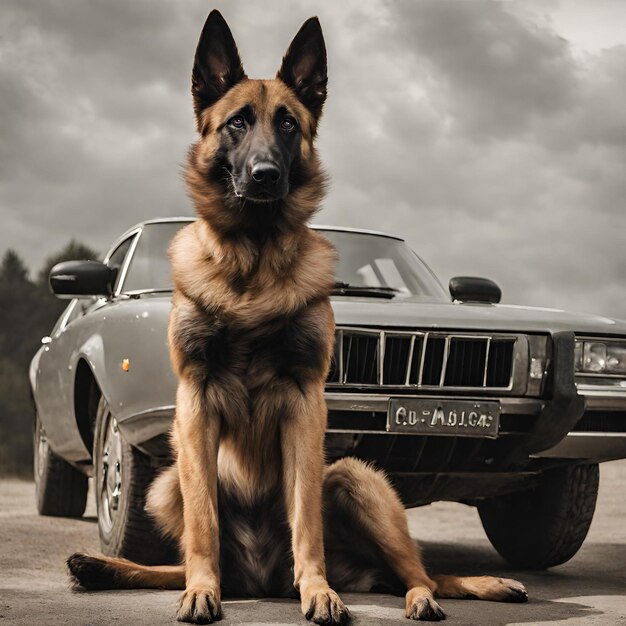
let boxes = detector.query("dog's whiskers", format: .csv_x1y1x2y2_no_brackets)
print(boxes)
224,168,242,198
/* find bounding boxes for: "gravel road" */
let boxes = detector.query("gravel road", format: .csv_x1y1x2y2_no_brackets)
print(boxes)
1,461,625,625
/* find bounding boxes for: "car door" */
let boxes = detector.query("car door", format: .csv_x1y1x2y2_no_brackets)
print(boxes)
35,233,138,463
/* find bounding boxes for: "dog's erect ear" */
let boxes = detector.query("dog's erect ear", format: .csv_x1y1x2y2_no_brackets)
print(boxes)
192,10,246,122
277,17,327,120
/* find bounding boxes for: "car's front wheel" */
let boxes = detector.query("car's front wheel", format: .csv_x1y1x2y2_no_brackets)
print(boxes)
94,397,177,564
34,410,88,517
478,463,599,569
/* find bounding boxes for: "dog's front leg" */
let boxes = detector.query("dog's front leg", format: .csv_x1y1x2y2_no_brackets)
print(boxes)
174,379,222,624
281,384,350,625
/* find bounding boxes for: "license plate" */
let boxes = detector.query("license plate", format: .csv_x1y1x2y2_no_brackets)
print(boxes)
386,398,500,438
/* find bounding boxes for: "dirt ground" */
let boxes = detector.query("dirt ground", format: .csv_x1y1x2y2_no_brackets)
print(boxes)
1,461,625,625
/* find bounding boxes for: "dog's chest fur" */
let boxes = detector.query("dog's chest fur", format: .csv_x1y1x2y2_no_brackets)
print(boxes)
168,221,335,494
169,221,335,393
174,297,327,383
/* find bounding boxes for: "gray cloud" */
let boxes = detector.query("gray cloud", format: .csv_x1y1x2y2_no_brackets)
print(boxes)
393,0,578,139
0,0,624,321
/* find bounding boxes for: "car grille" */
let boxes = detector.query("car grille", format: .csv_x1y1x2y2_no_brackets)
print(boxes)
327,328,517,390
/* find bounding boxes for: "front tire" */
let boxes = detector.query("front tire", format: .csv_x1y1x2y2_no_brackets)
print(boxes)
94,397,177,564
34,410,88,517
478,463,599,569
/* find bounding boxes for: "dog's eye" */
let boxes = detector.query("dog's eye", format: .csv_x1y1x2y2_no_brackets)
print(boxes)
229,115,246,129
280,117,297,132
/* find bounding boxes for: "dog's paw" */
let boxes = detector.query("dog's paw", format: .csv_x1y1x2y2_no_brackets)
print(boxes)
66,553,116,591
304,588,351,625
177,587,222,624
405,588,446,621
488,577,528,603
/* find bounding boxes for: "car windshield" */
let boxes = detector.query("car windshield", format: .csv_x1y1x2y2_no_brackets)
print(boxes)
323,230,448,300
120,222,449,301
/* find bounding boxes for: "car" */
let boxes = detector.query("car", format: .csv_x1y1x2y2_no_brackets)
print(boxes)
30,217,626,569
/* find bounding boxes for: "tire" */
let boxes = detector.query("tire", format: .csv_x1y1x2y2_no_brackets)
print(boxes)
93,396,178,565
478,463,599,569
34,410,88,517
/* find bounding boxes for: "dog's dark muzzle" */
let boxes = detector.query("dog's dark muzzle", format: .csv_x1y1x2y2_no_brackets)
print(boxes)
243,161,288,202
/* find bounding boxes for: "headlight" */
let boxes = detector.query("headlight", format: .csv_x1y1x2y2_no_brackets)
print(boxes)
575,339,626,375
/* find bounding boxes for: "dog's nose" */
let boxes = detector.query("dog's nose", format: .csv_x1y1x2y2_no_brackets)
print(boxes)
251,162,281,185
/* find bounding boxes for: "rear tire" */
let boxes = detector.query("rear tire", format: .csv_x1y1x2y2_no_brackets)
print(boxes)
478,463,599,569
93,397,177,564
34,410,88,517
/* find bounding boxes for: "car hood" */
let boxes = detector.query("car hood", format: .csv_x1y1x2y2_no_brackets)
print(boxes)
331,296,626,336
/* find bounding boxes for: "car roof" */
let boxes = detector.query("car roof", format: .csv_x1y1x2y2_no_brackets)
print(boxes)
131,217,404,241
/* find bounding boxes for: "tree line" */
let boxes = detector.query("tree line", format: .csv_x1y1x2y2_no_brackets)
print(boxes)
0,241,97,476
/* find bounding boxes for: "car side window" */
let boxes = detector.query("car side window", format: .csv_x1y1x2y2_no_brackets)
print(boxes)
106,236,134,292
50,300,77,336
63,299,83,327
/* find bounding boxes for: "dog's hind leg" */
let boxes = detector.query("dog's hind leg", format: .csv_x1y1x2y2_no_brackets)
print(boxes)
430,574,528,602
67,553,185,590
324,458,444,621
146,462,185,543
66,464,187,593
323,458,527,622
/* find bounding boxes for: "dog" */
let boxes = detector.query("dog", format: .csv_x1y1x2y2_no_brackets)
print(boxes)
66,10,528,623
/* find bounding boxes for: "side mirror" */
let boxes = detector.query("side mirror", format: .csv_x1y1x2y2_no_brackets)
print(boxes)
449,276,501,304
49,260,114,299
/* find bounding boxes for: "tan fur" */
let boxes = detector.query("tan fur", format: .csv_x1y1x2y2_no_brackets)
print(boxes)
168,221,335,332
322,458,527,619
66,12,527,623
160,35,345,619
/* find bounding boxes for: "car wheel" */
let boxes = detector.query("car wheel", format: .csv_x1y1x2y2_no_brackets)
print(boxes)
34,410,88,517
478,463,599,569
94,396,178,564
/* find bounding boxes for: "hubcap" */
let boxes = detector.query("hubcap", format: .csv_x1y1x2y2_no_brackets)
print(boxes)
99,412,123,534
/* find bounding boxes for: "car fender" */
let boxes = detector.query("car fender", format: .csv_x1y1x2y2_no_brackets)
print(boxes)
70,297,177,448
29,346,44,399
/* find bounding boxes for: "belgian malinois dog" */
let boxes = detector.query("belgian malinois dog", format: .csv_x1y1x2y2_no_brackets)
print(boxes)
67,10,528,623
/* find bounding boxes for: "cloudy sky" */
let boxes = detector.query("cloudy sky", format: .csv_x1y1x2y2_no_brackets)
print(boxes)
1,0,625,319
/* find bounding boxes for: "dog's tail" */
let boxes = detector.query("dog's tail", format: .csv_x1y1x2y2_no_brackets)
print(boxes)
67,552,185,590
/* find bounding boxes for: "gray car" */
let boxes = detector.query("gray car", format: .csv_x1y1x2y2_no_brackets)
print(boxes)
31,217,626,569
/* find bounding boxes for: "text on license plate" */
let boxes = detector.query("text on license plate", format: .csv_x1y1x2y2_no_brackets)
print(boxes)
386,398,500,438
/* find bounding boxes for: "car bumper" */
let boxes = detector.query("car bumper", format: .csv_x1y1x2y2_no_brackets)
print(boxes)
324,393,541,415
532,432,626,462
538,382,626,462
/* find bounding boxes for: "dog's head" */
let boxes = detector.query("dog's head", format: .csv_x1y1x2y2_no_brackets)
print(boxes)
187,10,327,229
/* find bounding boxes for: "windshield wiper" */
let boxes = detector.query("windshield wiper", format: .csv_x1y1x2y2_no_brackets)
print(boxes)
121,288,174,299
332,282,399,299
